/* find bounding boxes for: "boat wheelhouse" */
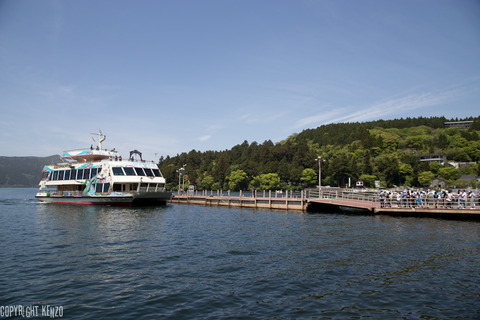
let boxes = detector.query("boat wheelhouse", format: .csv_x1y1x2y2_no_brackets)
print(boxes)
36,131,172,206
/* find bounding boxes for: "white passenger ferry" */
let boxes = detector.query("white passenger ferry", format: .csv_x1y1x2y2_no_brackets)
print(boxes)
36,131,172,206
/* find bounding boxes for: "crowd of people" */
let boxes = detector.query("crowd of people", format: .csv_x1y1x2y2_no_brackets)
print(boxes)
379,189,478,209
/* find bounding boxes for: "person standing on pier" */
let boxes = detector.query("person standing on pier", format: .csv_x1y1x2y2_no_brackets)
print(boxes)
459,190,467,209
433,191,439,209
468,191,476,208
402,190,408,208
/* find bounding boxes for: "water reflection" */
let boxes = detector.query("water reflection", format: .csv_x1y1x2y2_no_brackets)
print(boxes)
34,203,170,286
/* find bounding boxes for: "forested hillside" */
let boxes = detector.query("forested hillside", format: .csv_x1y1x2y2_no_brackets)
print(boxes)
0,156,60,187
2,117,479,190
159,116,480,191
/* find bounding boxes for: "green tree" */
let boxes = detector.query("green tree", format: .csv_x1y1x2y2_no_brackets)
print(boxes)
300,168,317,187
226,170,249,191
380,132,399,152
252,173,281,190
451,137,469,148
466,142,480,161
213,154,230,187
200,175,215,190
447,149,471,162
329,152,352,187
437,167,458,180
418,171,435,187
405,135,431,149
384,161,401,187
399,163,413,176
358,174,377,188
429,161,441,174
436,133,449,148
375,154,400,186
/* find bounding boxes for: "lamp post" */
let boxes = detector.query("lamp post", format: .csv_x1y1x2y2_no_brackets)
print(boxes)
316,156,323,189
176,165,186,194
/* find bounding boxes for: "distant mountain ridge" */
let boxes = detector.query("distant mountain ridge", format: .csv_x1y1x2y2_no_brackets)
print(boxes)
0,155,60,187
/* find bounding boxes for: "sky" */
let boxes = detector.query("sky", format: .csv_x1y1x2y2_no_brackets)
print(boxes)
1,0,479,161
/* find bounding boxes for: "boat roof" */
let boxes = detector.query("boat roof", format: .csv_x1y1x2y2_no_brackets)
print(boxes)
62,148,120,162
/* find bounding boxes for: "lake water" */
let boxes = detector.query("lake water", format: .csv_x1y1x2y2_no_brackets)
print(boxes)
1,188,479,319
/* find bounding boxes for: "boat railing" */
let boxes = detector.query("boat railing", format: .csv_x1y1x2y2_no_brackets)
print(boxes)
43,191,83,197
63,147,117,153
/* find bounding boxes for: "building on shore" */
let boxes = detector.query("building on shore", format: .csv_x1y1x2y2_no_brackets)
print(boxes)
444,121,473,129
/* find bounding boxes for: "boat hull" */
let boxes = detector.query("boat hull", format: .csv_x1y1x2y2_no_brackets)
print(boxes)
36,192,172,207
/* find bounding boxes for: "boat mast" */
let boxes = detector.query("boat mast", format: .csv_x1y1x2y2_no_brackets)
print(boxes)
91,130,106,150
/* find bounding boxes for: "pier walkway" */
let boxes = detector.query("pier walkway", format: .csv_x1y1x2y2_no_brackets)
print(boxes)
171,190,307,211
170,189,480,220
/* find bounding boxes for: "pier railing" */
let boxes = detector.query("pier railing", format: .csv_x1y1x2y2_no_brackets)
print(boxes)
180,189,305,199
306,189,378,202
171,188,480,219
172,189,308,210
305,188,480,210
177,189,480,210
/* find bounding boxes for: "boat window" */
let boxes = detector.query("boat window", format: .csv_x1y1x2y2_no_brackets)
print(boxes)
91,168,98,177
94,183,110,193
71,169,77,180
84,169,91,179
123,167,135,176
52,171,58,181
135,168,145,176
77,169,84,179
144,168,154,177
113,184,122,192
64,170,70,180
152,169,162,177
112,167,125,176
58,170,64,180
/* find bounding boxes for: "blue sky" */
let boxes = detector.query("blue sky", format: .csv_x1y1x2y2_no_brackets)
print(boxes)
1,0,479,161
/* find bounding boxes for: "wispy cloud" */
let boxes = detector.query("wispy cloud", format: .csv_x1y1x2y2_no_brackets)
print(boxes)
331,91,453,124
293,81,477,129
197,124,224,143
199,135,211,142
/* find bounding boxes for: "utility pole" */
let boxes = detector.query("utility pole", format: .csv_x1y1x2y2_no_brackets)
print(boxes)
316,156,323,189
182,164,186,192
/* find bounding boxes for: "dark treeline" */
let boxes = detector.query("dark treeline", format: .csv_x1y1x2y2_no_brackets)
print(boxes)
296,116,448,146
160,116,480,191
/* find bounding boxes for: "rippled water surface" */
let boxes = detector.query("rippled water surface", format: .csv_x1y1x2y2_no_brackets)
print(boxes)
1,188,479,319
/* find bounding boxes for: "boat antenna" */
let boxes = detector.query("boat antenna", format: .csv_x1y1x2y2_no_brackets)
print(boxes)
90,130,106,150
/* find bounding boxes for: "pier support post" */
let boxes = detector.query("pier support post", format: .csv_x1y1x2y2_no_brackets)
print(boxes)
269,190,272,208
